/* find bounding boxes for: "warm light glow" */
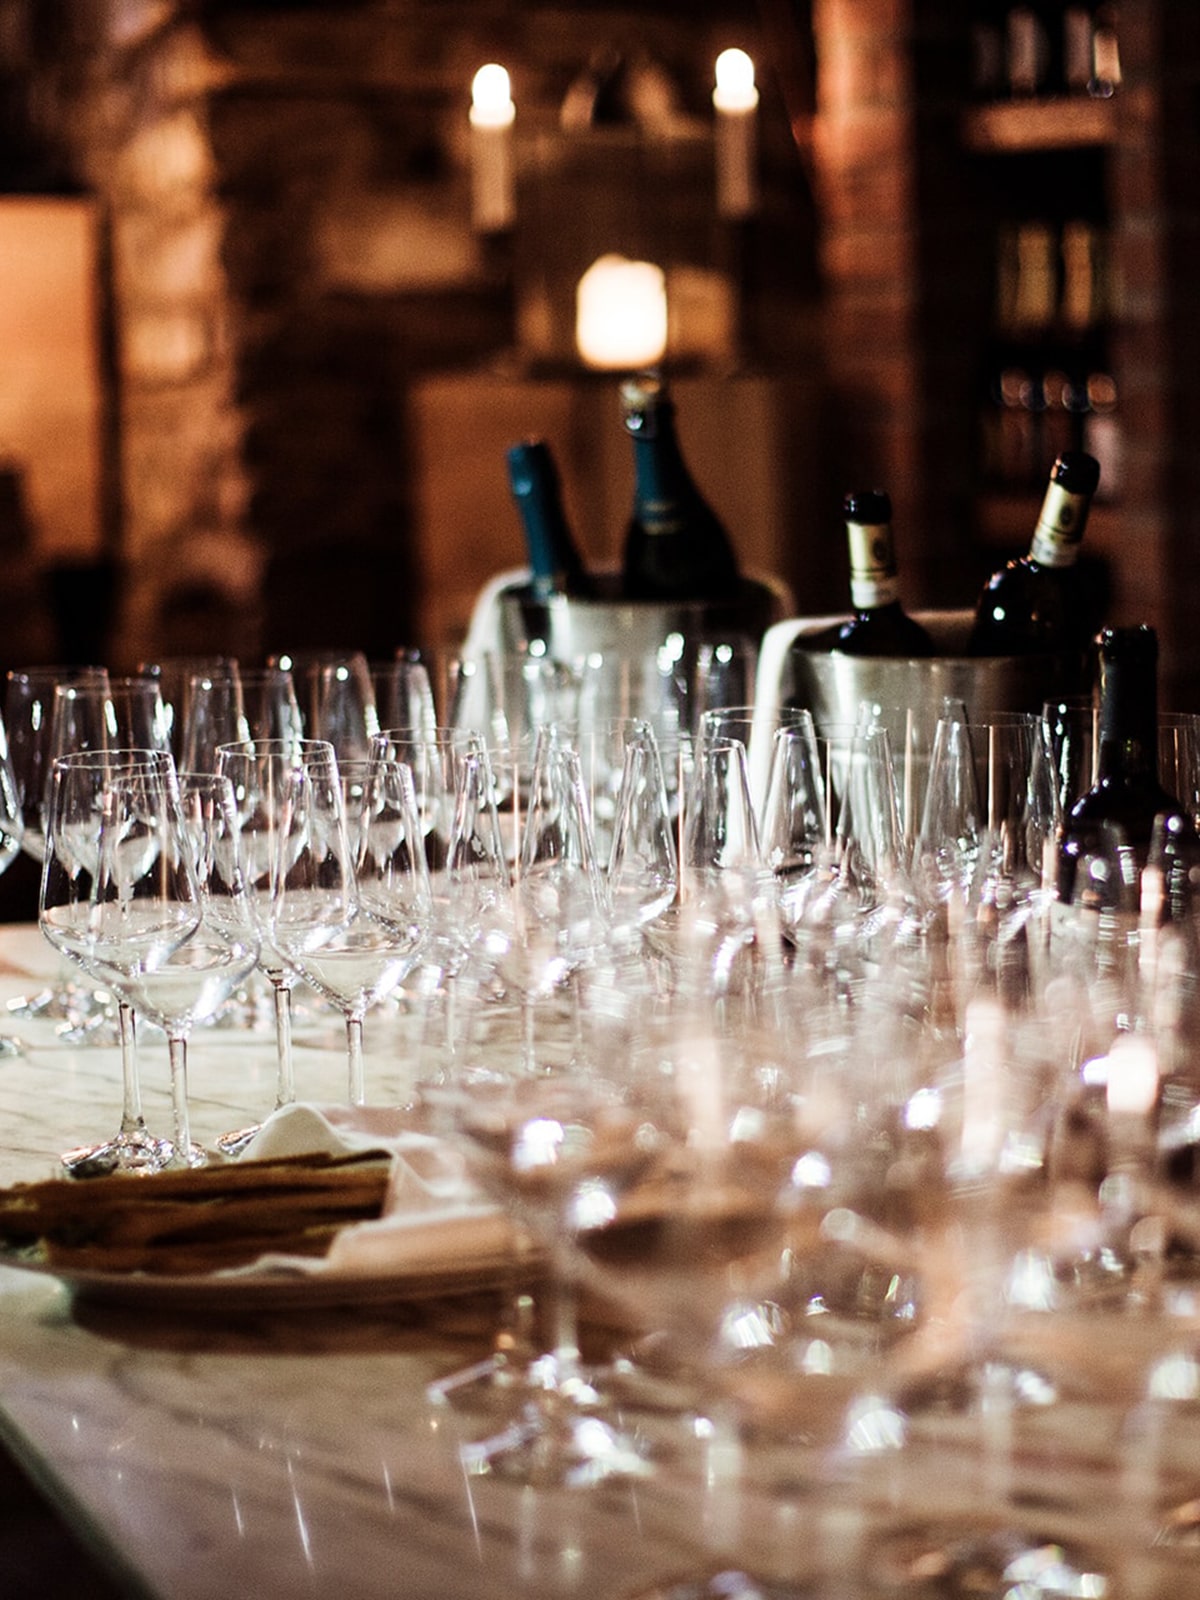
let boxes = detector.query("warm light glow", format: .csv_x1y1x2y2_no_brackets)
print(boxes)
1105,1034,1159,1118
713,48,759,113
575,255,668,371
470,64,515,128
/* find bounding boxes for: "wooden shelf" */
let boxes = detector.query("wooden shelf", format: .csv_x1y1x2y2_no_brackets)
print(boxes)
962,96,1118,154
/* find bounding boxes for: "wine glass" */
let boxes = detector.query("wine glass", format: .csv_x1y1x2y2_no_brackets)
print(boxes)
424,880,655,1486
270,749,430,1107
181,666,303,772
141,656,239,762
88,769,259,1169
606,719,679,948
38,748,181,1174
4,665,109,866
214,737,338,1143
371,655,438,737
50,675,172,768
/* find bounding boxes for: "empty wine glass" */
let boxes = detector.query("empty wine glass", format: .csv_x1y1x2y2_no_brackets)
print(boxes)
50,675,172,769
141,656,238,762
5,665,109,865
606,720,678,946
371,654,438,736
424,947,655,1486
270,750,430,1106
758,718,828,942
214,737,338,1141
88,769,259,1169
181,666,303,772
38,748,181,1174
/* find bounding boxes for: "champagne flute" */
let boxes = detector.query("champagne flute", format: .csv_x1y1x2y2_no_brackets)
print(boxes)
88,770,259,1169
38,748,179,1173
270,749,430,1107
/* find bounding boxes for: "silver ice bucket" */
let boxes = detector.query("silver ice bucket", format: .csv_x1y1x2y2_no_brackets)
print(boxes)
774,609,1078,832
496,573,790,731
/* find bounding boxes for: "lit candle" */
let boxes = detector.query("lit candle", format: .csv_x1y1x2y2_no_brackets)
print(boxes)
575,254,668,371
469,63,515,233
713,48,759,221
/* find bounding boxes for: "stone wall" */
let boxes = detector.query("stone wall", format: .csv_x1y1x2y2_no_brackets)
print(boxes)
30,0,815,668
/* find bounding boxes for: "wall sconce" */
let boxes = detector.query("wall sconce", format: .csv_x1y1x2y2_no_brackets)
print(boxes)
575,254,668,370
469,63,515,233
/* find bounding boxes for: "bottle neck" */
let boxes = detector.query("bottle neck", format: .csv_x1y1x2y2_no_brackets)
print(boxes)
846,518,901,610
630,405,695,535
1029,476,1090,568
1096,653,1159,781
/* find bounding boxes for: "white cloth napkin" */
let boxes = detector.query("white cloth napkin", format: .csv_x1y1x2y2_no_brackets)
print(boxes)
233,1102,515,1281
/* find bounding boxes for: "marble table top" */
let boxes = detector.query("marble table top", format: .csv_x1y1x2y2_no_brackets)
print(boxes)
0,925,1197,1599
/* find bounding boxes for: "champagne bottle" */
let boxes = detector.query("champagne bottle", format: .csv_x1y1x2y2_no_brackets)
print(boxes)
506,439,593,602
1058,624,1183,900
968,449,1100,657
827,490,934,657
618,372,740,602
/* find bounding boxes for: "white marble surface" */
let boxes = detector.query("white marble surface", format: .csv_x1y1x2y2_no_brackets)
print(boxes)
0,926,1198,1598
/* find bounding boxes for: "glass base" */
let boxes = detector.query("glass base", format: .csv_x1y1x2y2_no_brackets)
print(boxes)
61,1126,171,1178
864,1521,1108,1597
458,1395,653,1489
627,1572,812,1600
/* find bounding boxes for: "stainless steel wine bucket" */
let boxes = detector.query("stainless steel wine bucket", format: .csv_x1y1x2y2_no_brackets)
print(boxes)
778,609,1077,830
495,574,790,725
499,576,785,660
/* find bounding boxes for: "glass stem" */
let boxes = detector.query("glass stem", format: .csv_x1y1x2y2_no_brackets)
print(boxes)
547,1229,583,1395
167,1034,192,1166
346,1014,366,1107
271,975,295,1109
520,994,536,1075
116,1002,145,1134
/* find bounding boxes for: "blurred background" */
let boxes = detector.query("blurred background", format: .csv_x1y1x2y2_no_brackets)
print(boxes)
0,0,1196,695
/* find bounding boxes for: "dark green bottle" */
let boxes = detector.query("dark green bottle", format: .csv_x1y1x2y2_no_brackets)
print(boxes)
618,372,740,602
1059,624,1183,901
969,451,1100,657
829,490,934,657
506,439,593,602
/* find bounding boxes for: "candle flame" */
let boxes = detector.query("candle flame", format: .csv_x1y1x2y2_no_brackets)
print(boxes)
470,64,515,128
714,48,758,113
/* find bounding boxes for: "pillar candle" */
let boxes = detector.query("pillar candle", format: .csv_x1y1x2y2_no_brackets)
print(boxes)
469,64,515,234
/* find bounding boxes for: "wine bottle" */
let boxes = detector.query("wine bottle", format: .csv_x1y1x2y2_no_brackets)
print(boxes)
1059,624,1183,900
827,490,934,657
968,449,1101,657
618,372,740,603
506,439,593,602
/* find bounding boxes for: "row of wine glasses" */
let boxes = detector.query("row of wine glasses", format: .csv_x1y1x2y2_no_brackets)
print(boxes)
400,702,1200,1597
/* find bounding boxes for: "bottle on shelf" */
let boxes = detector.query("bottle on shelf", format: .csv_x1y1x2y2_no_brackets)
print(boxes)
506,438,594,602
1058,624,1184,900
1005,3,1054,97
824,490,934,657
1062,5,1096,95
618,371,740,603
968,448,1101,656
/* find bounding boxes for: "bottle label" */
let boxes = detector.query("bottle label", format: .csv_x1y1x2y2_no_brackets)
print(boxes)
1030,483,1088,567
847,520,900,609
638,496,685,538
